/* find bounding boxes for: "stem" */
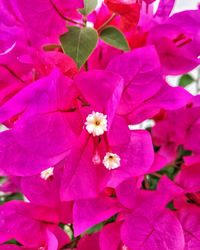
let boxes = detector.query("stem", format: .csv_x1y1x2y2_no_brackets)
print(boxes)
97,13,117,32
150,173,162,178
82,15,87,27
61,235,81,250
49,0,84,26
144,175,150,189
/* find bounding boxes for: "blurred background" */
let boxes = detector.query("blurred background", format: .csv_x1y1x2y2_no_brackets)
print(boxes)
98,0,200,11
166,0,199,13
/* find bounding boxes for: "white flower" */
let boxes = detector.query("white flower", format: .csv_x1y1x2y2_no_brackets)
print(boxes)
103,152,120,170
40,167,54,180
85,111,107,136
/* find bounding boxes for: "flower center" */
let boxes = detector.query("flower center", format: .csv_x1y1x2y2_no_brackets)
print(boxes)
103,152,121,170
85,111,107,136
95,120,100,125
40,167,54,180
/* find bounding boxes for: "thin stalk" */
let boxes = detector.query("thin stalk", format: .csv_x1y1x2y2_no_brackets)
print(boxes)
49,0,84,26
144,175,150,189
97,13,117,32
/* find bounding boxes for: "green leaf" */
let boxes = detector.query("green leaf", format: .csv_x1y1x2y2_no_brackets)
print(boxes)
157,165,177,180
178,74,194,87
86,222,104,234
166,201,176,211
148,175,159,190
79,0,97,16
60,26,98,68
5,239,21,245
100,26,130,51
0,192,24,205
42,44,61,51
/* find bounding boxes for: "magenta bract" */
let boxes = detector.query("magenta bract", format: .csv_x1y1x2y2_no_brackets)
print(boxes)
0,0,199,249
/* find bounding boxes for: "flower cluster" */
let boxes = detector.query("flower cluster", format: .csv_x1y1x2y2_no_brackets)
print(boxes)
0,0,200,249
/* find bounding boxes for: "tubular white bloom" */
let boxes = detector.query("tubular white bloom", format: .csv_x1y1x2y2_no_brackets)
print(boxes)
85,111,107,136
92,152,101,165
122,245,129,250
103,152,121,170
40,167,54,180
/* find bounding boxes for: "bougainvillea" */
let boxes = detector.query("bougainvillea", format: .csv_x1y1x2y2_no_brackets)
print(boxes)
0,0,200,249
